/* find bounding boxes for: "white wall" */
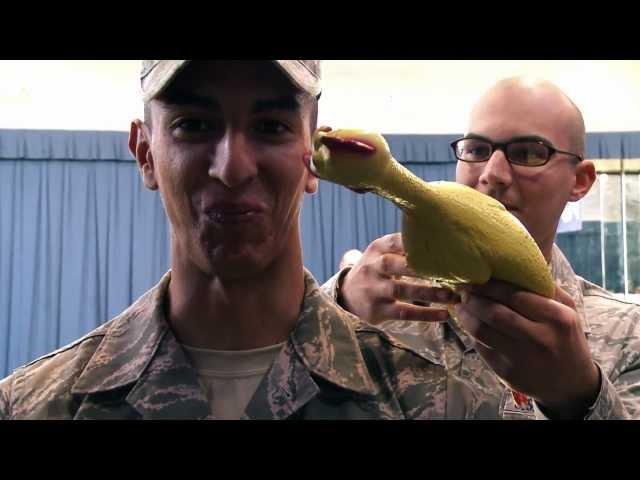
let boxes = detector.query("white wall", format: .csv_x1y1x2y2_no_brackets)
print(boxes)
1,60,639,134
318,60,640,133
0,60,142,131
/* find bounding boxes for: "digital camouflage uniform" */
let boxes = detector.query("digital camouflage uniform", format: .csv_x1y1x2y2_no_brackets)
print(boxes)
322,244,640,419
0,270,461,419
2,245,639,419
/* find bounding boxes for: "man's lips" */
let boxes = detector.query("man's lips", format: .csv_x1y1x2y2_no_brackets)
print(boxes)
204,202,266,224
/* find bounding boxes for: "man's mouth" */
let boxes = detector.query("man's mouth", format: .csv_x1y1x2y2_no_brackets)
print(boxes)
205,203,265,225
210,211,256,224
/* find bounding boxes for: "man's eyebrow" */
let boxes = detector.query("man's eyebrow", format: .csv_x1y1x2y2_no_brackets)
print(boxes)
507,134,554,144
156,92,301,115
464,132,491,141
158,90,221,111
252,95,301,114
465,132,554,144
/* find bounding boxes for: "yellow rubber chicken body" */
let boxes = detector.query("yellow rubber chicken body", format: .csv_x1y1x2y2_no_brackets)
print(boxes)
309,127,555,298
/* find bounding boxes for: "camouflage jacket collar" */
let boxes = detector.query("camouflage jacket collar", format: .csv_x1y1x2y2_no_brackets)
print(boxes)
71,272,211,419
288,269,377,395
244,270,378,419
71,269,376,419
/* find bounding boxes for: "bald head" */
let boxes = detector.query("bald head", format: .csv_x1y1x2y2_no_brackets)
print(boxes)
470,77,586,158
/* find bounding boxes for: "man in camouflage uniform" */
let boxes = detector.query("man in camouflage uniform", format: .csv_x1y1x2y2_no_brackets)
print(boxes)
323,77,640,419
3,66,638,420
0,60,501,420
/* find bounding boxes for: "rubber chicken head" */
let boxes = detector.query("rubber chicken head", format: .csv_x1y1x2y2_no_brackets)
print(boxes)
307,127,393,193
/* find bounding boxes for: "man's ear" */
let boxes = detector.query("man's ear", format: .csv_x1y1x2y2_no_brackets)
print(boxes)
305,173,318,194
302,150,318,194
569,159,597,202
129,119,158,191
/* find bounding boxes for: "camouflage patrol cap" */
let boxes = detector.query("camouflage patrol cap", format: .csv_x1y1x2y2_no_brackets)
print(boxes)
140,60,321,103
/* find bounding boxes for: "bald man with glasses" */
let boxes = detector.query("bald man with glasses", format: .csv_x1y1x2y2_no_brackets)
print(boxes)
322,77,640,419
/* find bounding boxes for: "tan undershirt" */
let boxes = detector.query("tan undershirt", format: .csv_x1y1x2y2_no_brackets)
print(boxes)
181,342,285,420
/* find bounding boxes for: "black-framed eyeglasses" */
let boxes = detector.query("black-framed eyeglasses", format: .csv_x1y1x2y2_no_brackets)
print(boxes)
450,135,584,167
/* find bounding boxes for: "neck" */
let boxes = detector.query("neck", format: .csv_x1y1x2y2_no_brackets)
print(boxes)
540,236,555,265
166,235,306,351
372,158,434,212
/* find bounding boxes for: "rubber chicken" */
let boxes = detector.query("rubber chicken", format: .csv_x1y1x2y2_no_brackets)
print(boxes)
307,127,555,298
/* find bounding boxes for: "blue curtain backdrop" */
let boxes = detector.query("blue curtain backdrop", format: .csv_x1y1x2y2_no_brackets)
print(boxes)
1,129,639,377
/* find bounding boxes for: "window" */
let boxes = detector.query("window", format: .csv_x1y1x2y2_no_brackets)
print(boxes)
557,158,640,299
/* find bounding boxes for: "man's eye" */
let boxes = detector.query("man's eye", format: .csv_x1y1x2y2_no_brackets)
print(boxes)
470,146,490,156
254,120,290,135
463,141,490,158
173,118,211,133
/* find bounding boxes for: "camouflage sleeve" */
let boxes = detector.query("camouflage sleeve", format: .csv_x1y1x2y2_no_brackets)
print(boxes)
533,360,640,420
319,267,351,302
586,358,640,420
0,374,13,420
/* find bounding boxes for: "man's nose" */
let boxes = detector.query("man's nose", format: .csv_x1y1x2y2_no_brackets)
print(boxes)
209,132,257,189
478,148,513,192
